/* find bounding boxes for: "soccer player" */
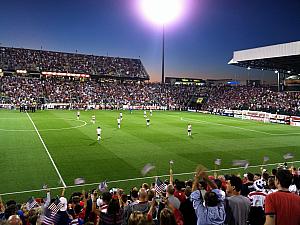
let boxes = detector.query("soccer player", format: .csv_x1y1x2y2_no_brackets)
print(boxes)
144,110,147,118
119,112,123,121
77,111,80,120
146,117,150,127
97,126,102,141
187,124,192,136
150,109,153,117
91,115,96,124
117,117,121,129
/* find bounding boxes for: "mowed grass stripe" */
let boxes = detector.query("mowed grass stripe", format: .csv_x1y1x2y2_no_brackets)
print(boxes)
26,112,67,187
0,111,62,193
0,110,299,199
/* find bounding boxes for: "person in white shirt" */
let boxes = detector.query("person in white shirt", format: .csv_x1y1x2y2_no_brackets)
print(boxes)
97,127,102,141
117,118,121,129
91,115,96,124
150,109,153,117
143,110,147,118
188,124,192,136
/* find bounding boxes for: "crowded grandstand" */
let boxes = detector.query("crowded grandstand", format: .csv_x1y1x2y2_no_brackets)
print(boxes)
1,46,300,225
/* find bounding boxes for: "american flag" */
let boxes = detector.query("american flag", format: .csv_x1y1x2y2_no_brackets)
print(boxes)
263,156,269,162
41,198,63,225
155,177,166,194
26,197,37,210
99,180,108,192
283,153,294,160
214,159,222,166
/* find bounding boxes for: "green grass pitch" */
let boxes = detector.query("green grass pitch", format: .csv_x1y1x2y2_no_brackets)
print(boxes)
0,110,299,201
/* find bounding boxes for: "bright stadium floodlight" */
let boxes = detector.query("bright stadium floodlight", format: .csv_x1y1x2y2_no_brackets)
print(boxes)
140,0,184,25
139,0,184,83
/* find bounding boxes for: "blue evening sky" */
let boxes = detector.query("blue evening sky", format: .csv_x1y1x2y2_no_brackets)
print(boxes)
0,0,299,82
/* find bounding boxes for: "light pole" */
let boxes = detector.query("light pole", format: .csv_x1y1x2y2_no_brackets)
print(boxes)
161,25,165,83
275,70,280,92
247,66,251,85
139,0,184,84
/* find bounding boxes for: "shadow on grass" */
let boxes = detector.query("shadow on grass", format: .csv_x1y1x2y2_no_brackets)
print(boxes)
89,141,98,146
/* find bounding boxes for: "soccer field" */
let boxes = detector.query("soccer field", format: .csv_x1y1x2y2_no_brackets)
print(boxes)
0,110,299,201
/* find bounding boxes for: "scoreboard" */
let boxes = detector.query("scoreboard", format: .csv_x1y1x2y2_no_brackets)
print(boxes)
165,77,206,85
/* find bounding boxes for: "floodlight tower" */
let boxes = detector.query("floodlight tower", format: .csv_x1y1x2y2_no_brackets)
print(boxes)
139,0,184,83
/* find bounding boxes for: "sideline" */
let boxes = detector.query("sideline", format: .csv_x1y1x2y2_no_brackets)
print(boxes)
1,160,299,196
26,112,67,188
178,116,300,136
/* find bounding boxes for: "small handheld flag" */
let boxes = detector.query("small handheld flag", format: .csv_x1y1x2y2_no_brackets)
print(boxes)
141,163,155,176
214,159,222,166
283,153,294,160
26,197,38,210
263,156,269,162
74,178,85,185
99,181,108,192
155,177,167,194
232,160,249,167
41,197,63,225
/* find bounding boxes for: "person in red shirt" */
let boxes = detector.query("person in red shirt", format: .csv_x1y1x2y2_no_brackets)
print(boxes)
265,169,300,225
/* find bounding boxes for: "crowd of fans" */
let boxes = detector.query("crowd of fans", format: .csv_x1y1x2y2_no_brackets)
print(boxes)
1,75,300,115
0,165,299,225
202,86,300,116
0,76,203,110
0,47,149,80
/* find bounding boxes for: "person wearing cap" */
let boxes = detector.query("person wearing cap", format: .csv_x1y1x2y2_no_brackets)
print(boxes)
191,165,225,225
247,179,268,225
264,169,300,225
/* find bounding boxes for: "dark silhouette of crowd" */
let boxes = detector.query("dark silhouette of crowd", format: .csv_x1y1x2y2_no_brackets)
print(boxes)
0,165,299,225
0,47,149,80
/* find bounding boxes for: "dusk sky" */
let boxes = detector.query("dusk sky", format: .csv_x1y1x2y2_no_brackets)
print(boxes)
1,0,300,82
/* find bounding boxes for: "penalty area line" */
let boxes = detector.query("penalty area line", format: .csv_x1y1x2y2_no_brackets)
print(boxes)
1,160,299,196
26,112,67,188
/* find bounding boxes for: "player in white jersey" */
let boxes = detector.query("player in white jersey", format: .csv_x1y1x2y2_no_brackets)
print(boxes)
150,109,153,117
91,115,96,124
146,117,150,127
97,127,102,141
144,110,147,118
187,124,192,136
77,111,80,120
117,118,121,129
119,112,123,121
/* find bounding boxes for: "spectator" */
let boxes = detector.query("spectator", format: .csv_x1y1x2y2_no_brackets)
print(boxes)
264,169,300,225
225,175,251,225
191,165,225,225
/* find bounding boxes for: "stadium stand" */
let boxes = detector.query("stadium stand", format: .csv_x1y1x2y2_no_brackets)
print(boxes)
1,47,300,225
0,47,149,80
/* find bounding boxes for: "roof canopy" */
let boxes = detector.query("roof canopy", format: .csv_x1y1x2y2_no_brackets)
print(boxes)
229,41,300,74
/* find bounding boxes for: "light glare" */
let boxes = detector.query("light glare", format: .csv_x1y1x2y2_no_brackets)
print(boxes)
140,0,184,25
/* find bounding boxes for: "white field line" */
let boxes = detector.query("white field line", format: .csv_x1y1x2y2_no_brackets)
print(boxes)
1,160,299,196
0,119,87,132
26,112,67,188
168,113,300,136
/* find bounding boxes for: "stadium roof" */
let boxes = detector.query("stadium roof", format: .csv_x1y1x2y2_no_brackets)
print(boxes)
228,41,300,74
